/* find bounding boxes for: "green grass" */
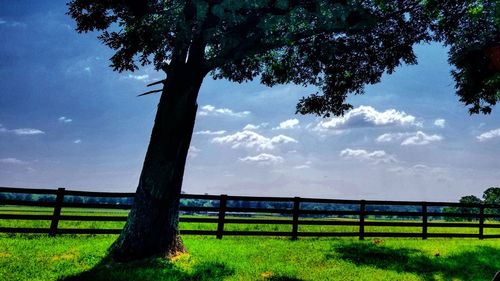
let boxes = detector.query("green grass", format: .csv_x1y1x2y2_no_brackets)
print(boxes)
2,207,500,280
1,235,500,281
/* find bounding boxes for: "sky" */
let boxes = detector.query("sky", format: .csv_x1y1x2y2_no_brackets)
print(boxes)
0,1,499,201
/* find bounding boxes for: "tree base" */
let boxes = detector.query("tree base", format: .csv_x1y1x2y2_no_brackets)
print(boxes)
107,186,186,262
109,226,186,262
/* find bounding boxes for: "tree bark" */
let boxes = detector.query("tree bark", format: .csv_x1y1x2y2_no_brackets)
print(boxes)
109,64,205,262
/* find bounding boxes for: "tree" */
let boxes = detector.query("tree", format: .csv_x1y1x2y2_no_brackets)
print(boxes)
483,187,500,219
483,187,500,205
459,195,482,205
443,195,482,222
67,0,499,261
459,195,482,222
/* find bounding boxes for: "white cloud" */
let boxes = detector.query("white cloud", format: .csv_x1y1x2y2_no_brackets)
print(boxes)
434,118,446,128
58,116,73,123
273,119,300,130
315,105,420,131
0,19,26,27
243,124,259,130
126,74,149,81
0,158,26,165
477,128,500,142
340,148,397,164
194,130,226,135
74,139,82,144
198,105,250,118
212,130,297,150
401,131,443,146
376,131,442,146
376,132,412,143
239,153,284,165
0,124,44,135
188,146,201,158
243,123,268,130
11,128,45,135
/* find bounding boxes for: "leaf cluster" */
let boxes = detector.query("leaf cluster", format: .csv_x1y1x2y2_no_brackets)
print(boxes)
428,0,500,114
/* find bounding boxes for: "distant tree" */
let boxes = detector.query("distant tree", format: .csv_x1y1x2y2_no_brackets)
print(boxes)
483,187,500,220
443,195,482,222
459,195,483,205
85,197,98,204
483,187,500,205
22,194,33,202
67,0,499,261
37,195,54,203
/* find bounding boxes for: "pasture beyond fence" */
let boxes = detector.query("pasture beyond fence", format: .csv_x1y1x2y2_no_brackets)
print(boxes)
1,186,500,239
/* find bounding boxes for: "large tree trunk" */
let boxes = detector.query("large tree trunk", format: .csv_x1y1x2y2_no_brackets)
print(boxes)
109,64,205,262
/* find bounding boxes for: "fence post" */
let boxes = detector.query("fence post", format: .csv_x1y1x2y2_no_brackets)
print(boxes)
359,200,365,240
479,204,485,240
291,197,301,240
49,187,65,237
422,201,428,240
216,194,227,239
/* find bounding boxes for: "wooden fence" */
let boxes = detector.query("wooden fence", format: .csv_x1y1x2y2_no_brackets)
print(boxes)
1,186,500,239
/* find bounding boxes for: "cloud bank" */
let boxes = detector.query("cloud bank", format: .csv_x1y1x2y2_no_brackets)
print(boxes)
315,105,420,131
212,130,297,150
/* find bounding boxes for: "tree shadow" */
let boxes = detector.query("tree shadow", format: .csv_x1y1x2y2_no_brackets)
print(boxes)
329,242,500,281
59,257,233,281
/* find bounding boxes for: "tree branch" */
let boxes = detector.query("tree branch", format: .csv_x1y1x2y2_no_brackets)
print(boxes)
137,89,163,97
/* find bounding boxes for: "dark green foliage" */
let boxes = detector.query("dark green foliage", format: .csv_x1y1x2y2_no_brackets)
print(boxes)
67,0,499,117
443,195,481,221
428,0,500,114
443,188,500,221
483,187,500,218
483,187,500,205
459,195,482,205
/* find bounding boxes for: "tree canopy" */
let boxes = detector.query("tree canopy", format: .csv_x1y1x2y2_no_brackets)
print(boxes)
68,0,499,116
483,187,500,205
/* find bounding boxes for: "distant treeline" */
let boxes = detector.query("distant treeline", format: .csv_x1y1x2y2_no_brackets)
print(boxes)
442,187,500,221
0,192,445,220
0,192,134,205
1,188,499,221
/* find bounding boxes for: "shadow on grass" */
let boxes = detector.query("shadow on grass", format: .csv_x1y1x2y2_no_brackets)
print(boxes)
329,243,500,281
59,257,233,281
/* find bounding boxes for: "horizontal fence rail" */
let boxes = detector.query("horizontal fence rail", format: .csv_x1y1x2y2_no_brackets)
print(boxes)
1,186,500,239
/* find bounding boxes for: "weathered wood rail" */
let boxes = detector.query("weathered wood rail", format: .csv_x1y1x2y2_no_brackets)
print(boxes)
1,186,500,239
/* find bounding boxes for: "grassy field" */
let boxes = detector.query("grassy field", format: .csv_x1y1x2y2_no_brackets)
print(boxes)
1,234,500,281
1,207,500,281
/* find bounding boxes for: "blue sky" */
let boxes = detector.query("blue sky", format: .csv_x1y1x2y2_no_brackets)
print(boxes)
0,0,499,201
